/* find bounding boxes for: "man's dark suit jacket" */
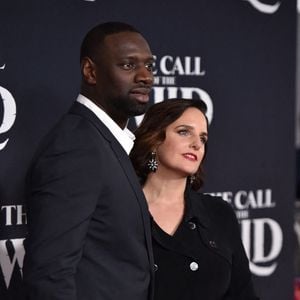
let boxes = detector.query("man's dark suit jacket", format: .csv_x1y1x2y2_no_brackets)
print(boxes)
23,102,154,300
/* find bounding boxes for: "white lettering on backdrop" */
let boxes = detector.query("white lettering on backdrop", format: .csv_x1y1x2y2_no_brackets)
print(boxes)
0,64,17,150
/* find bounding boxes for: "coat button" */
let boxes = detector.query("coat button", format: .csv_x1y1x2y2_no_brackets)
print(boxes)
189,261,199,271
209,240,217,248
154,264,158,272
188,221,196,230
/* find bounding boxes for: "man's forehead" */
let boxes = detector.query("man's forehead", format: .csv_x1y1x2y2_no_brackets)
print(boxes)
102,32,152,56
104,31,143,44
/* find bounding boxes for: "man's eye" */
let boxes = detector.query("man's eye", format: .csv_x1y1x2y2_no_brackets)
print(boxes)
145,63,154,71
122,63,134,70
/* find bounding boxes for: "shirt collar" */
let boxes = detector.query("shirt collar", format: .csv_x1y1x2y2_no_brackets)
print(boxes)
76,94,135,154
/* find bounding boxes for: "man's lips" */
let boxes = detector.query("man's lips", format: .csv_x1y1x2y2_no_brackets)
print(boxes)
130,88,151,103
182,153,198,161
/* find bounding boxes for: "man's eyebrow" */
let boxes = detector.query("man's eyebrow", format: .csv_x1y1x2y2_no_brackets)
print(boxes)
120,55,154,60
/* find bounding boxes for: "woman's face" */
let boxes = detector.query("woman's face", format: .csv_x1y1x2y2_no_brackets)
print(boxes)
156,107,208,179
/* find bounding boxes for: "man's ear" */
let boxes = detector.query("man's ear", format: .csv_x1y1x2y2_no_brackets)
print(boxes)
81,57,97,84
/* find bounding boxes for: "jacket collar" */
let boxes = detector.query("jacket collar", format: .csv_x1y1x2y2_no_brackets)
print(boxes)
184,188,211,229
69,102,155,286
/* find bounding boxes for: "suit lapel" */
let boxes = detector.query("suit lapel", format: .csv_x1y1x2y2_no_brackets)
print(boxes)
69,102,155,276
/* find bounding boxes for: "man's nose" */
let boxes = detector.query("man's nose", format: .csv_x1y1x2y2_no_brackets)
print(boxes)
135,66,153,85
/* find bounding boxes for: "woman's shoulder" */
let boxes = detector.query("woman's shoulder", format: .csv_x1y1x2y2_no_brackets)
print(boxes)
188,190,237,226
190,190,232,211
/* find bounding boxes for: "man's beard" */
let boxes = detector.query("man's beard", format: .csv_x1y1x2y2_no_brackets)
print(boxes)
112,95,150,118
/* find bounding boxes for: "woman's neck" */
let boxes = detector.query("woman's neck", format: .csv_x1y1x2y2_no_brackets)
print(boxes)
143,173,187,205
143,174,187,235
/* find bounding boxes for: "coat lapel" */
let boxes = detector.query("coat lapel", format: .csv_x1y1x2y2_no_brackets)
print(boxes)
69,102,155,280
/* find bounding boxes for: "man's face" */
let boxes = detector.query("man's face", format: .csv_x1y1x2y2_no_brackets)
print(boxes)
93,31,154,125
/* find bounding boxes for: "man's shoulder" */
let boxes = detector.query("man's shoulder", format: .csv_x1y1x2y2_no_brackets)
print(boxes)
44,103,109,143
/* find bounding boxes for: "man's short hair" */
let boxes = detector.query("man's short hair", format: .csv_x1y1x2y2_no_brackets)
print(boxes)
80,22,141,62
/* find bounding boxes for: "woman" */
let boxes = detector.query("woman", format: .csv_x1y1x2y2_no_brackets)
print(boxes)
130,98,259,300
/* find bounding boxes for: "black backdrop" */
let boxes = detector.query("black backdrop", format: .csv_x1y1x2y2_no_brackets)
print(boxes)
0,1,297,299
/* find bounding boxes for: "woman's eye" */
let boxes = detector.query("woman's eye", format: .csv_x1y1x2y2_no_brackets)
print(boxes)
200,136,208,144
178,129,189,136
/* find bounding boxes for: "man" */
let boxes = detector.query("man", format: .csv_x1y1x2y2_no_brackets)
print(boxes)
23,22,155,300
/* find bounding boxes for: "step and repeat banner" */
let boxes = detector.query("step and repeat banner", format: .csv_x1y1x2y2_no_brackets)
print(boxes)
0,1,297,299
297,1,300,201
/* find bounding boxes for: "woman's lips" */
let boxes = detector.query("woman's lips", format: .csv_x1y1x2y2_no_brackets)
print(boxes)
182,153,198,161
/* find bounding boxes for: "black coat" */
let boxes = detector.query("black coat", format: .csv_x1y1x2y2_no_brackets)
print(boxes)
152,189,259,300
23,102,154,300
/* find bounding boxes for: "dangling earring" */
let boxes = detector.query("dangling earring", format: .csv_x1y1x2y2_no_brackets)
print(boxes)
147,151,158,172
190,174,196,184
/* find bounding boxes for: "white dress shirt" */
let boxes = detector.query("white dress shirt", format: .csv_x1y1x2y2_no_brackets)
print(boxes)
76,94,135,154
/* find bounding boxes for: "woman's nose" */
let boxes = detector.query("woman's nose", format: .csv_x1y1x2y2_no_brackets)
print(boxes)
190,139,200,150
